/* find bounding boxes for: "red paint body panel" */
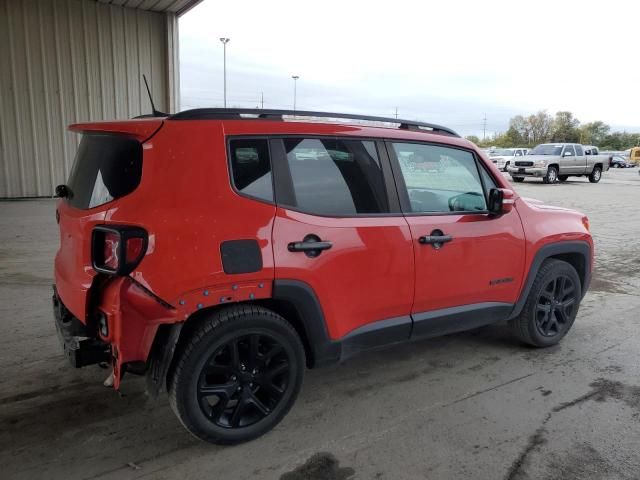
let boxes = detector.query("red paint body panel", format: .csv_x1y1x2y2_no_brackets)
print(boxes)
54,200,107,320
515,198,594,273
272,208,414,340
53,116,594,390
104,121,276,306
407,211,526,313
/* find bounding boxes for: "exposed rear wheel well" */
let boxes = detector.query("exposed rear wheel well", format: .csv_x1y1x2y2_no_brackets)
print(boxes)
165,299,315,390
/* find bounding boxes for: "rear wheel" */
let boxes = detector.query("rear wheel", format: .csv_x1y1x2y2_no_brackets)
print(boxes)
169,305,305,444
510,259,581,347
558,175,568,182
543,166,558,184
511,177,525,183
589,166,602,183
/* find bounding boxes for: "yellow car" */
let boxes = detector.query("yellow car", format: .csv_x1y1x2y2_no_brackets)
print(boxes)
630,147,640,165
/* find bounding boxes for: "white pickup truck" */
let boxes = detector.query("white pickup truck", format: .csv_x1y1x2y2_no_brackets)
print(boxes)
489,147,529,172
507,143,611,184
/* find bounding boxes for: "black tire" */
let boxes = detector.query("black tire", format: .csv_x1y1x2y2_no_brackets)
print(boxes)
510,259,581,347
613,163,620,168
511,177,525,183
558,175,568,182
169,305,305,445
503,161,510,172
589,166,602,183
543,166,558,184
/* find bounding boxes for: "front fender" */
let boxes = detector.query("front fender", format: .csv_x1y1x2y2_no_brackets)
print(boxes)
508,240,592,320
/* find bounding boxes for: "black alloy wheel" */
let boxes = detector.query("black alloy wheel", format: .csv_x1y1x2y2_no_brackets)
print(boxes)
535,275,576,337
509,259,581,347
169,305,305,444
197,333,290,428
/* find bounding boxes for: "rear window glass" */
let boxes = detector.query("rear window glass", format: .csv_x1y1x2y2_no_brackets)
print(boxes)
229,139,273,202
66,134,142,209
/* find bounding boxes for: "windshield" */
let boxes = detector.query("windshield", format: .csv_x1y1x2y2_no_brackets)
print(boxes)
529,144,564,156
491,149,515,156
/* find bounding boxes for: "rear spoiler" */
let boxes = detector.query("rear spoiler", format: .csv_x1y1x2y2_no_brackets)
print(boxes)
68,119,164,143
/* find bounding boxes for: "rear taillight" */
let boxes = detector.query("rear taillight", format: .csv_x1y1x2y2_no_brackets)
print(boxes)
92,226,148,275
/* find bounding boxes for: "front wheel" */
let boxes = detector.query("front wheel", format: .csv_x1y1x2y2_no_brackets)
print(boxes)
543,166,558,184
169,305,305,444
589,166,602,183
511,177,525,183
509,259,581,347
503,161,510,172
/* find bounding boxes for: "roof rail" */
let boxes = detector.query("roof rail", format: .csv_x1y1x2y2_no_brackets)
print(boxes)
167,108,460,137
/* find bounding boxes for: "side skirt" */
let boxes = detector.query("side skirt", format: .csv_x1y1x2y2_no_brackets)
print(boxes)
337,303,513,362
411,302,513,340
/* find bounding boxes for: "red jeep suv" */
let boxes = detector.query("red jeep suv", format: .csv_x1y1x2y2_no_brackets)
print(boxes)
53,109,593,444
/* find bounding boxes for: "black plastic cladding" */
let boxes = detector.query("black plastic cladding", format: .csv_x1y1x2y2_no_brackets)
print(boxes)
167,108,460,137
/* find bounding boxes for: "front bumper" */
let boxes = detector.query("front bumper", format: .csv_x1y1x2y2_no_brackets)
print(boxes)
492,160,507,169
53,286,110,368
507,166,547,177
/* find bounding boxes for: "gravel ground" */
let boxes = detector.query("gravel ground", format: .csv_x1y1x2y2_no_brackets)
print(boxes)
0,168,639,480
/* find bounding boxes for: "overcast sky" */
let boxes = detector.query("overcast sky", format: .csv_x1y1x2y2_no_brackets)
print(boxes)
179,0,639,138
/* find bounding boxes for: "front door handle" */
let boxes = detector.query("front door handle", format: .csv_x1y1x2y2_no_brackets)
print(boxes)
418,229,453,249
288,234,332,258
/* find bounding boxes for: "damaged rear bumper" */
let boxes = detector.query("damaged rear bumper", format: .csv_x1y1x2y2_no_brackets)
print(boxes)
52,286,110,368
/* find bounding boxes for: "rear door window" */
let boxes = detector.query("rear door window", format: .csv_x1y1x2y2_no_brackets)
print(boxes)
575,145,584,156
66,134,142,209
281,138,389,216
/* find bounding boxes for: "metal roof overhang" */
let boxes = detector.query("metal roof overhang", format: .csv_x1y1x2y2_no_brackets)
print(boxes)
95,0,203,16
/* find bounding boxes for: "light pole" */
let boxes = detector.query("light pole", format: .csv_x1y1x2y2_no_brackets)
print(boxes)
219,37,230,108
291,75,299,113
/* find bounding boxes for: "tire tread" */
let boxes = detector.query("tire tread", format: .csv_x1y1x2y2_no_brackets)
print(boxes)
168,304,303,444
510,259,580,347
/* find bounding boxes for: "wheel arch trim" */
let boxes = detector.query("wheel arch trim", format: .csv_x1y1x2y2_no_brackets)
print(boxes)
270,279,341,368
509,240,591,320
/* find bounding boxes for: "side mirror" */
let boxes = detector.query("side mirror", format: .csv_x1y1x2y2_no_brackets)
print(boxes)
488,188,514,215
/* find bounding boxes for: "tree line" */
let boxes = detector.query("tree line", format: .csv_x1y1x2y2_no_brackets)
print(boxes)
466,111,640,150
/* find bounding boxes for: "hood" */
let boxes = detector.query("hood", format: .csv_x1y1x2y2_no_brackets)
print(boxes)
521,196,544,205
521,197,577,213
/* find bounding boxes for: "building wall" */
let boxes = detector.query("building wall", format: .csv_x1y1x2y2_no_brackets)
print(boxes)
0,0,173,198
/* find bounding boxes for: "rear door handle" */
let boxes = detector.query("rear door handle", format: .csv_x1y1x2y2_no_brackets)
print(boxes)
288,241,333,252
287,234,332,258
